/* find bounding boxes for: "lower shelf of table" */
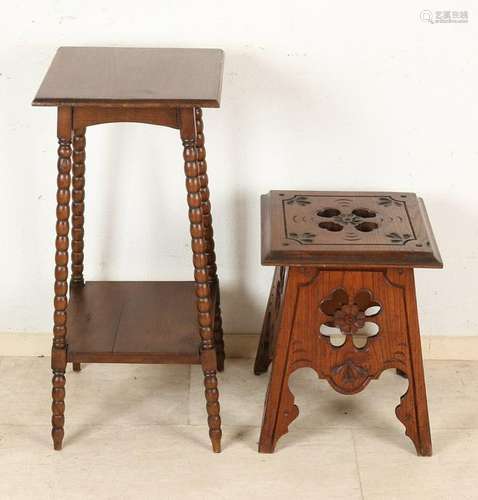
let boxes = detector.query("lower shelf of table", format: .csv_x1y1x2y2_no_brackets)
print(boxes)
66,281,214,364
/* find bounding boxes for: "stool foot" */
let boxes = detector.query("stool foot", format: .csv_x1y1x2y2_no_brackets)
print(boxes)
258,391,300,454
258,441,275,453
72,362,81,372
396,383,432,456
391,269,432,457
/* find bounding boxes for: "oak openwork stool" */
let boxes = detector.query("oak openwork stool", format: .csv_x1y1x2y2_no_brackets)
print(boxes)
254,190,442,455
33,47,225,452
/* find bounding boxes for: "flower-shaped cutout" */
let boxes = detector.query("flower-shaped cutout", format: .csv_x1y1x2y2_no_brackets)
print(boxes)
319,288,381,348
317,207,379,233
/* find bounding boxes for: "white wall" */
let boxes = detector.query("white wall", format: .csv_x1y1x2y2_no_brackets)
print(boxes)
1,1,477,337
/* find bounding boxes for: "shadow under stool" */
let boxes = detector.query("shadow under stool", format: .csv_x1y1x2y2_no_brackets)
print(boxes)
254,190,442,455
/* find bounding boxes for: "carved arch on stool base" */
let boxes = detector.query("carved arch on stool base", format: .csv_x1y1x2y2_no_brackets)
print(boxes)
259,359,430,456
258,266,432,456
258,370,299,453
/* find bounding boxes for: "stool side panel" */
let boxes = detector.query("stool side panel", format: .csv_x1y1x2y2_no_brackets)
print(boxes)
257,267,432,455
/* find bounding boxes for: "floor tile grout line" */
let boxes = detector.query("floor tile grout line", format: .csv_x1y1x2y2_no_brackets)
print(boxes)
352,430,365,500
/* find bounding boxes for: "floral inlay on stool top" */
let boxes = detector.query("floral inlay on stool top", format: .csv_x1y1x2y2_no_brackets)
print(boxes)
261,191,442,268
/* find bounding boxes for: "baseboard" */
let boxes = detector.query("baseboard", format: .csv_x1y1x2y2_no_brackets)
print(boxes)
1,332,478,361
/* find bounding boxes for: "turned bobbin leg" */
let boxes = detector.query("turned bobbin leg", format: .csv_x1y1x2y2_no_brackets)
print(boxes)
181,108,222,453
70,127,86,373
71,128,86,287
51,107,73,450
195,108,225,372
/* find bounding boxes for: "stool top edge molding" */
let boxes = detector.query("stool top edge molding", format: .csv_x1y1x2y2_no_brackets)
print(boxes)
261,190,443,269
32,47,224,108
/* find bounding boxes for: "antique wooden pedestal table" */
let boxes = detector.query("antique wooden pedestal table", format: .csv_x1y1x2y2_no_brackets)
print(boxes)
255,191,442,455
33,47,225,452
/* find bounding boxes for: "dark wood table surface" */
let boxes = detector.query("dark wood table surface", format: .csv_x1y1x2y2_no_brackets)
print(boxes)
33,47,224,108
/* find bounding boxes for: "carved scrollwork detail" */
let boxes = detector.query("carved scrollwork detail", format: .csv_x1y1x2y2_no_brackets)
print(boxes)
328,358,370,393
395,385,421,455
285,195,311,206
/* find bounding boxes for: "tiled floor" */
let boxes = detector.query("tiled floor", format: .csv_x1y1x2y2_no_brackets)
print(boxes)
1,357,477,499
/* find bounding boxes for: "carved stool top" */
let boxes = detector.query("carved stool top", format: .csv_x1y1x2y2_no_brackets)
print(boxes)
33,47,224,108
261,191,442,268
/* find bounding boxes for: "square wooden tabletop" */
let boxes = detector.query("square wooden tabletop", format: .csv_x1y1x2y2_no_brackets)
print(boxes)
261,191,443,268
32,47,224,108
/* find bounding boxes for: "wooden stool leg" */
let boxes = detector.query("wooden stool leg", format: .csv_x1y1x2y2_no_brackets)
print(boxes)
195,108,225,372
259,268,302,453
52,107,73,451
254,266,282,375
392,269,432,456
181,108,222,453
72,362,81,372
254,306,273,375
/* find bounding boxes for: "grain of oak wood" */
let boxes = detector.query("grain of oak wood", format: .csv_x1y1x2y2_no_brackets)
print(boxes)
34,47,225,453
66,282,212,364
32,47,224,108
255,191,441,455
261,190,443,268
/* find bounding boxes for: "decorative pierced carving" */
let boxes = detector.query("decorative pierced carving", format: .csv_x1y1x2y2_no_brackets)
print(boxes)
257,248,433,456
317,207,379,234
181,108,221,452
319,288,381,348
71,128,86,286
282,193,417,246
334,304,366,335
